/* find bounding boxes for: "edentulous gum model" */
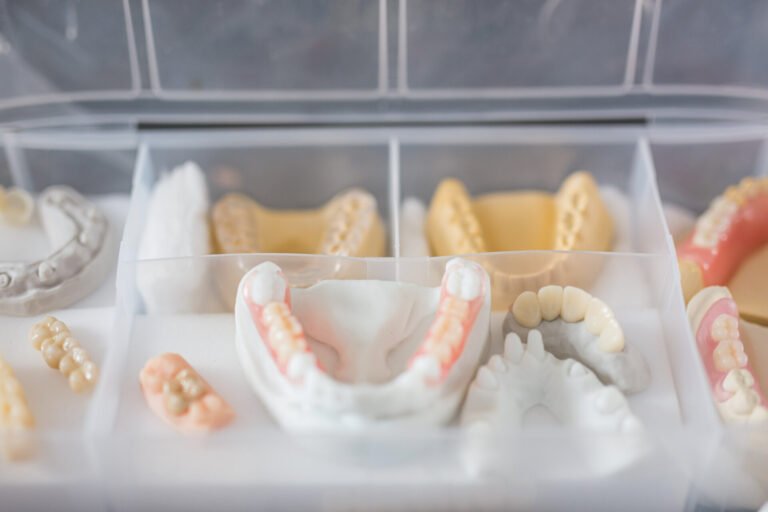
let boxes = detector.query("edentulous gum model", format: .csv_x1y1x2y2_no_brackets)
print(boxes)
234,258,491,430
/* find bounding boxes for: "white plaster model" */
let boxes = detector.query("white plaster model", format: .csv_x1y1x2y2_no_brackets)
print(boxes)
0,186,110,316
235,258,491,430
503,286,651,393
399,197,430,257
137,162,211,314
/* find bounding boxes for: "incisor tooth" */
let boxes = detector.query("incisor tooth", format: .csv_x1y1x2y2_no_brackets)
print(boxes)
598,319,625,353
503,332,524,363
511,291,541,328
585,297,613,336
561,286,591,323
537,285,563,321
525,330,546,361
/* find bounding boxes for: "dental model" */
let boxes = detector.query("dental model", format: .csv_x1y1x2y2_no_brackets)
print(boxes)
235,258,491,430
677,176,768,324
687,287,768,424
0,186,110,316
0,185,34,225
503,286,650,393
0,356,35,460
426,172,614,302
139,353,235,434
137,162,211,314
29,316,99,393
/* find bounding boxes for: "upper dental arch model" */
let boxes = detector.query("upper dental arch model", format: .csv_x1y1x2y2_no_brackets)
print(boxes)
503,285,650,393
0,186,110,316
235,258,491,430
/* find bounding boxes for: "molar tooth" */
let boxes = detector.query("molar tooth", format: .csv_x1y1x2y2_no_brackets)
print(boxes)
711,314,739,342
286,352,316,380
247,266,286,306
713,339,748,372
722,369,753,392
525,330,546,361
585,297,613,336
594,387,625,414
511,291,542,328
598,319,625,353
537,285,563,321
410,355,442,381
561,286,591,322
475,367,499,390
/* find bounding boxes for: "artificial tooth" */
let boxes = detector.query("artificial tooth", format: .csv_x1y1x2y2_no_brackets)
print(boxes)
525,330,546,361
722,368,754,392
585,297,613,336
537,285,563,321
511,291,542,328
713,339,748,372
724,387,758,415
287,353,317,380
561,286,591,323
29,316,98,393
410,355,442,381
475,367,499,390
711,314,739,342
597,319,625,353
441,296,469,318
248,267,286,305
488,355,507,373
503,332,525,363
594,387,625,414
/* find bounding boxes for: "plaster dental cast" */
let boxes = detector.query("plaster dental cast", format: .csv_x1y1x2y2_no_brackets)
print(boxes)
0,186,110,316
234,258,491,430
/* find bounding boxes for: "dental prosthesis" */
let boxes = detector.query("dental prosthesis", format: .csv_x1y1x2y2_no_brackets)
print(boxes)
0,356,35,460
687,287,768,425
426,172,614,303
0,185,34,225
140,353,235,434
235,258,491,430
678,176,768,325
137,162,212,314
503,286,650,393
0,186,110,316
399,198,431,258
30,316,99,393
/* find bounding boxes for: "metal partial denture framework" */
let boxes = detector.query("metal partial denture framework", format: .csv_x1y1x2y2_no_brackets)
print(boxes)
29,316,99,393
0,186,109,316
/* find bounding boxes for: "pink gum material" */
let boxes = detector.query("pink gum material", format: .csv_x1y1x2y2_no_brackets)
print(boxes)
139,353,235,434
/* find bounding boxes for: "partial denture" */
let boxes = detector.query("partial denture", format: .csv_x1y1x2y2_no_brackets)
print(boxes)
687,286,768,425
0,186,34,225
677,176,768,325
0,356,35,460
29,316,98,393
0,186,110,316
140,353,235,434
503,285,650,393
235,258,491,430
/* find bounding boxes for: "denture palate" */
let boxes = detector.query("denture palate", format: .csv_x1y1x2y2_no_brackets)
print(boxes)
504,285,650,393
677,176,768,325
29,316,98,393
140,353,234,434
0,356,35,460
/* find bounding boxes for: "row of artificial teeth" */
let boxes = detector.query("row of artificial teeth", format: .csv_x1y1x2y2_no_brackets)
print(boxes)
261,302,309,370
692,196,739,248
423,297,469,365
555,190,588,250
719,368,768,422
709,313,748,372
447,197,485,254
724,176,768,206
322,194,375,256
215,199,260,252
0,356,34,432
511,285,624,352
162,368,207,416
29,316,98,393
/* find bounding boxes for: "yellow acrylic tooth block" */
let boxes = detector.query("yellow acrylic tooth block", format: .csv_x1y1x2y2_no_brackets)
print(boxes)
0,356,35,460
29,316,99,393
426,171,614,306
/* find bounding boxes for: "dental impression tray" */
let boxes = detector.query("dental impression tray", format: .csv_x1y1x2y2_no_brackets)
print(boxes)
503,286,650,393
678,177,768,325
0,186,110,316
234,258,491,430
426,172,614,302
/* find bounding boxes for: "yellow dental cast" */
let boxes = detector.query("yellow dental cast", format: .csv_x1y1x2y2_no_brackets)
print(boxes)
0,356,35,460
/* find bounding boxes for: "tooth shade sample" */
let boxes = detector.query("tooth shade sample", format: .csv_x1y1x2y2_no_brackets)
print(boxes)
30,316,98,393
503,286,650,393
461,330,641,432
0,186,34,225
137,162,212,314
140,353,234,434
687,286,768,425
235,258,491,431
677,176,768,325
0,356,35,460
0,186,110,316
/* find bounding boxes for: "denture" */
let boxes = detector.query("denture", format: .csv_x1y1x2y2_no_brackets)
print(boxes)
137,162,212,314
139,353,235,434
503,285,650,393
0,186,110,316
687,286,768,425
30,316,98,393
0,356,35,460
235,258,491,430
426,172,614,304
677,176,768,325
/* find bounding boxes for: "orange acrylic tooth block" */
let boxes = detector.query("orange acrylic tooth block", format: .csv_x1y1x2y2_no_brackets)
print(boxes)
139,353,234,434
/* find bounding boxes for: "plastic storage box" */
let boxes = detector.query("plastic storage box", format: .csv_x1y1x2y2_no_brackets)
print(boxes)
0,1,767,511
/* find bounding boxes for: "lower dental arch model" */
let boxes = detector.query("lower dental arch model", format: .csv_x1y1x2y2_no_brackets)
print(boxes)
235,258,491,430
503,285,650,393
677,176,768,324
426,172,614,303
0,186,110,316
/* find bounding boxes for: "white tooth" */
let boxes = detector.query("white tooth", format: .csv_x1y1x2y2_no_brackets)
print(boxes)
460,270,482,301
597,319,625,353
525,330,546,361
723,368,754,392
411,355,442,381
561,286,591,323
488,354,507,373
594,387,625,414
585,297,613,336
248,266,287,305
711,314,739,342
620,415,643,433
537,285,563,321
503,332,524,363
446,267,462,297
286,352,316,380
566,360,588,377
512,291,542,328
725,388,758,415
475,367,499,390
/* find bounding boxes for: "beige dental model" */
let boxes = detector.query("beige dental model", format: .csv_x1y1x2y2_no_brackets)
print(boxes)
29,316,98,393
504,285,650,393
427,172,614,303
0,356,35,460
